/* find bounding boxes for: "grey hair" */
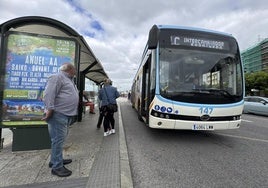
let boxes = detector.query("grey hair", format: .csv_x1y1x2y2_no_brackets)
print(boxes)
59,63,75,72
59,63,69,71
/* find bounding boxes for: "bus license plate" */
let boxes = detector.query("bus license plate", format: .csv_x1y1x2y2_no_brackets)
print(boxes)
192,124,214,130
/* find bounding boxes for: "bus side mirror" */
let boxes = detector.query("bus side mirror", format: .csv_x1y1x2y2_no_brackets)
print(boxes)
148,25,159,49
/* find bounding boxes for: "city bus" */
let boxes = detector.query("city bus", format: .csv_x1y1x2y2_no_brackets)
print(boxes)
131,25,244,130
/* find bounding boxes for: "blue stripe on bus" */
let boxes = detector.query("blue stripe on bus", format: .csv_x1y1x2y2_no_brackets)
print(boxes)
155,95,243,108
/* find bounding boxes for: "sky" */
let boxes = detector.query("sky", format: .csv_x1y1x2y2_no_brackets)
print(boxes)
1,0,268,91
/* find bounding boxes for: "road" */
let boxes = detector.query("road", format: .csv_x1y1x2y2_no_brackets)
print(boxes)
120,100,268,188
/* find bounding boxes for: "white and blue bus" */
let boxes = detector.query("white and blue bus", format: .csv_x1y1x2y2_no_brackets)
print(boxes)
131,25,244,130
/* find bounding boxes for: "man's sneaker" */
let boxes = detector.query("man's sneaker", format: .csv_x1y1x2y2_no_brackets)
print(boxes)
111,129,115,134
104,131,111,136
51,166,72,177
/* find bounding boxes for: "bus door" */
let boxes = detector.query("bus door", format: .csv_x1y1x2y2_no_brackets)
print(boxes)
141,55,152,124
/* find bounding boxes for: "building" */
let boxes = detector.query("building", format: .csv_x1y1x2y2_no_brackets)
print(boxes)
241,38,268,73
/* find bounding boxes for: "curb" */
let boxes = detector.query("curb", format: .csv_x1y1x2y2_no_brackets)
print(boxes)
118,104,134,188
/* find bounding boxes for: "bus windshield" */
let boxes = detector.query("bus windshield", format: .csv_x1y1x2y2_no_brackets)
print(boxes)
159,47,243,104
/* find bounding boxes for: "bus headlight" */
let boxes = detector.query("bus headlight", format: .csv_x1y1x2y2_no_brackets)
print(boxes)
153,112,158,117
152,110,171,119
233,115,241,120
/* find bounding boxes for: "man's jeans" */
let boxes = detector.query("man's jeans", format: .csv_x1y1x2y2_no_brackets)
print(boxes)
47,112,76,169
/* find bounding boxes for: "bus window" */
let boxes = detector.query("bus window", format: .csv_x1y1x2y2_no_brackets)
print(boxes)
159,61,170,92
159,47,243,104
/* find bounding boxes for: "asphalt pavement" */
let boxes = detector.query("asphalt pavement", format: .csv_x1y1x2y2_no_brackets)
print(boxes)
0,97,133,188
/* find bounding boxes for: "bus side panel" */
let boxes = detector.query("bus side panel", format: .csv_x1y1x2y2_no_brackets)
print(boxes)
131,70,142,111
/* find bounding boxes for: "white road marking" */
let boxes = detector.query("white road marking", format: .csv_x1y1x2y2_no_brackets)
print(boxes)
241,119,252,123
217,133,268,143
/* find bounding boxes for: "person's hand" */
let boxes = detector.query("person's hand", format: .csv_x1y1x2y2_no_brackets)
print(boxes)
42,110,53,121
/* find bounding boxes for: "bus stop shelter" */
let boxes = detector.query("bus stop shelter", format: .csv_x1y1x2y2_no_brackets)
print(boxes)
0,16,108,151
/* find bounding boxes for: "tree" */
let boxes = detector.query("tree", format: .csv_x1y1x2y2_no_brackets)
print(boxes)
245,71,268,96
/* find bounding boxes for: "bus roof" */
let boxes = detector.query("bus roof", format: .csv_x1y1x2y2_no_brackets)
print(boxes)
155,25,233,37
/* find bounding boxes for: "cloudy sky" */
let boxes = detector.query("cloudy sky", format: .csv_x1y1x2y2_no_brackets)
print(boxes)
1,0,268,91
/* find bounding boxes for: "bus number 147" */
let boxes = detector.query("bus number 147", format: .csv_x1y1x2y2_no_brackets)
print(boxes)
199,107,213,114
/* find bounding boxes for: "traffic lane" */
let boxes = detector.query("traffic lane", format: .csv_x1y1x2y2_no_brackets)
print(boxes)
120,102,268,188
242,113,268,128
211,114,268,143
129,129,268,188
214,114,268,141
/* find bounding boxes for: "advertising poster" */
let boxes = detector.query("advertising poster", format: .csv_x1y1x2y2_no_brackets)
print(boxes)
1,32,76,127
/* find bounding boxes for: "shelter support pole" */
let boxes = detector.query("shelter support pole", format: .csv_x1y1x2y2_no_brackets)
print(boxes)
77,73,85,122
0,128,3,150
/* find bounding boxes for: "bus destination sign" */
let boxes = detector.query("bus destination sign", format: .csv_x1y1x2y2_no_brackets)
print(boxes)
170,35,229,50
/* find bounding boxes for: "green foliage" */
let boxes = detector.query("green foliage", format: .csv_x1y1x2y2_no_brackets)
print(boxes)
245,71,268,95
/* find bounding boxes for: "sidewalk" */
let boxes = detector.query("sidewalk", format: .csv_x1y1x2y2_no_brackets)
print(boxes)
0,98,133,188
